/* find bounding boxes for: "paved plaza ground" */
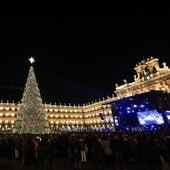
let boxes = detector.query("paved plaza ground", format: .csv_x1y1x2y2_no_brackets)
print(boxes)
0,156,163,170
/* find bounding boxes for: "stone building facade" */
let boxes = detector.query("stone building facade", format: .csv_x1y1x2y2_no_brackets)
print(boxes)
0,57,169,132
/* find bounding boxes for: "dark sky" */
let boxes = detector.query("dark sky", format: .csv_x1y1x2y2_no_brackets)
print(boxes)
0,7,170,105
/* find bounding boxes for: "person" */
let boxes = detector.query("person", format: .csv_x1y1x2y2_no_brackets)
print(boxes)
102,136,113,162
72,137,82,170
91,135,104,170
23,135,37,170
79,137,88,163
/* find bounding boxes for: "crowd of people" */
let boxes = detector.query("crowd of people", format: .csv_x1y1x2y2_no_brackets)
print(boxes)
0,131,170,170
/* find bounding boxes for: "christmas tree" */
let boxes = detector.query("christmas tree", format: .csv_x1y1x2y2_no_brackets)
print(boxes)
13,57,50,134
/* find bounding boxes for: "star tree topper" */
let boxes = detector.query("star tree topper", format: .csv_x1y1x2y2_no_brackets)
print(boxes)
29,56,35,64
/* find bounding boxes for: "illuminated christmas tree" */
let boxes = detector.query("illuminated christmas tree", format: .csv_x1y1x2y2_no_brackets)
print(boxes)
13,57,50,134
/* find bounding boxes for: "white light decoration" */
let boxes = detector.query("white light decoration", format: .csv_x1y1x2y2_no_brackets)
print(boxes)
29,56,35,64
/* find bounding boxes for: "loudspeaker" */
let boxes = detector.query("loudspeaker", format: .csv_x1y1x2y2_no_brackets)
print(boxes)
99,113,105,120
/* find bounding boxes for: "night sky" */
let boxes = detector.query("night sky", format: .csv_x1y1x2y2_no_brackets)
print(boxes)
0,7,170,105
